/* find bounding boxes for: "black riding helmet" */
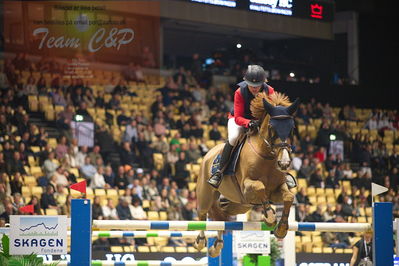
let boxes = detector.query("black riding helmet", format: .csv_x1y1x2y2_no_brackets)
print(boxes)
243,65,266,87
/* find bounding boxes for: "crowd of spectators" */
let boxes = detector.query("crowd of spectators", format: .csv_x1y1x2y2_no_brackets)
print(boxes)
1,53,398,250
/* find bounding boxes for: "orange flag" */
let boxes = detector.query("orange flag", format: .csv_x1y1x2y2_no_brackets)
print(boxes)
19,204,34,214
69,180,87,194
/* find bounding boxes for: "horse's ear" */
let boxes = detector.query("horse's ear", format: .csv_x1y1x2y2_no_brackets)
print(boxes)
287,98,300,115
262,98,274,115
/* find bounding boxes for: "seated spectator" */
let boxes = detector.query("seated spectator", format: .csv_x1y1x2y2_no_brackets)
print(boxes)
76,146,89,168
103,166,115,188
114,166,128,189
102,198,119,220
323,204,336,222
186,142,201,163
11,193,24,211
43,152,59,179
89,145,103,167
181,201,196,220
129,198,147,220
120,142,136,166
53,166,69,187
7,151,27,176
116,198,133,220
209,122,222,141
296,187,311,205
91,166,108,189
92,196,104,220
122,120,138,143
174,152,190,189
295,204,308,222
9,172,24,195
54,184,67,206
117,109,131,126
298,158,314,180
309,168,324,188
80,157,97,183
40,185,58,210
93,237,111,251
28,195,43,215
76,101,93,122
0,203,15,223
151,135,169,155
305,204,325,222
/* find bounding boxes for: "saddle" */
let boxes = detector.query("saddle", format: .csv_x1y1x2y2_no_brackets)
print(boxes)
211,135,247,176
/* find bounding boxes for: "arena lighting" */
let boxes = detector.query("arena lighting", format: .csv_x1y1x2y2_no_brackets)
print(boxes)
289,72,295,77
236,43,242,48
329,134,336,141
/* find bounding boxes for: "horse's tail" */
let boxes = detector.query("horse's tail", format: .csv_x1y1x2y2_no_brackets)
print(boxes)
208,200,229,221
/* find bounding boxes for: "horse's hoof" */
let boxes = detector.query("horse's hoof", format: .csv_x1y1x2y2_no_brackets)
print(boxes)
208,240,224,258
274,221,289,239
193,235,207,251
263,207,277,227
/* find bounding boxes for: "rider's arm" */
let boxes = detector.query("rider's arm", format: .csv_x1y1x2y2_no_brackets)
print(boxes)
233,89,251,128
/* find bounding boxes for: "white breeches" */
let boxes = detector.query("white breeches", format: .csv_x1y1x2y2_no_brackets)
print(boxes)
227,118,245,146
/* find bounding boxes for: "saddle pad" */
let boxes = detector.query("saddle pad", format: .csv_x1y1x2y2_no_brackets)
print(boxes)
211,140,245,176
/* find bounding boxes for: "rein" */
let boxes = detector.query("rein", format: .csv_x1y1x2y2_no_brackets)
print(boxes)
247,135,275,160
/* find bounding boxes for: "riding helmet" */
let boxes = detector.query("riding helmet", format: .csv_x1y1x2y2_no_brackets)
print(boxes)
243,65,266,87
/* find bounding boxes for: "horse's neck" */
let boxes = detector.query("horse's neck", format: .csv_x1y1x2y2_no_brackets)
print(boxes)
250,115,272,156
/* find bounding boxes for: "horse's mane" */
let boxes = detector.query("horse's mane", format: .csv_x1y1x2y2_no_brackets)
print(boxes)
250,92,291,119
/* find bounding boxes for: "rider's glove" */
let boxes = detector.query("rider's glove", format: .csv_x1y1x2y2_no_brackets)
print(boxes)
248,120,260,130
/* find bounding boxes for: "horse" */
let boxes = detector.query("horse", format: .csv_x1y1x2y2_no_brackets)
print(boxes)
194,92,299,257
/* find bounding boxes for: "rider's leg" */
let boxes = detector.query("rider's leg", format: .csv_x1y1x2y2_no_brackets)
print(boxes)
208,118,243,188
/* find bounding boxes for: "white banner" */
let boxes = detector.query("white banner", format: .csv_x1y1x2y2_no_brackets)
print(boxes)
235,231,270,255
10,216,67,255
71,121,94,147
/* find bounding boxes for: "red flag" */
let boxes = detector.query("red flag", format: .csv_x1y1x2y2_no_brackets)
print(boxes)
19,204,34,214
69,180,87,194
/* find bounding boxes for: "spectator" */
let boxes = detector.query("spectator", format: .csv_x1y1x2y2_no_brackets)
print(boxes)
102,198,119,220
114,166,128,189
309,168,324,188
80,157,97,182
28,195,43,215
40,185,58,210
91,166,108,189
43,152,59,179
103,166,115,188
9,172,23,195
116,198,133,220
209,122,222,141
92,196,104,220
130,197,147,220
0,203,15,223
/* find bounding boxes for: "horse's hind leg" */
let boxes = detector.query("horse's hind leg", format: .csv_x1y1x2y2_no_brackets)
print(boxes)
194,186,219,251
274,183,294,239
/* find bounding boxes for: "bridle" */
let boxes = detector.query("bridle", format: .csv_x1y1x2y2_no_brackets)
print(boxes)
258,114,294,152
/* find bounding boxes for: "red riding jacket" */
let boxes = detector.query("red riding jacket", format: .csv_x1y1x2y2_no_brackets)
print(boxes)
228,81,275,128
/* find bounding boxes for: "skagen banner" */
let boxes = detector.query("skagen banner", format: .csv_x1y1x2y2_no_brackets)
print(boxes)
9,215,68,255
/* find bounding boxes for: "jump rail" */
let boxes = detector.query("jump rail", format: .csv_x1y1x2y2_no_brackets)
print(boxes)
45,261,207,266
0,228,218,238
92,220,372,232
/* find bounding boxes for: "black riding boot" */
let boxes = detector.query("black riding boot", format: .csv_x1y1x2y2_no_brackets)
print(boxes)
207,141,234,188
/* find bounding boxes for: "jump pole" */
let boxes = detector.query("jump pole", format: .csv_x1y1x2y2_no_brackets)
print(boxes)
70,199,394,266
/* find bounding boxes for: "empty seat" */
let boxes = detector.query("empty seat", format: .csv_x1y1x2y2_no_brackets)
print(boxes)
45,209,58,215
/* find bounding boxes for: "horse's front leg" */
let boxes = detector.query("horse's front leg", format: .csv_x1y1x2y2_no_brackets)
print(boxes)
208,230,224,258
193,212,208,251
274,183,294,239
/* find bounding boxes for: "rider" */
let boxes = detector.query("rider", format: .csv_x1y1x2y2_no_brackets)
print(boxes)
208,65,274,188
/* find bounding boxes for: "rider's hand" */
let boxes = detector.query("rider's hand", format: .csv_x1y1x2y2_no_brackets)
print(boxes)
248,120,260,130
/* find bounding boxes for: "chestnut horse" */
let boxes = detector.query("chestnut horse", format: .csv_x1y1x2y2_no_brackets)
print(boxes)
194,92,299,257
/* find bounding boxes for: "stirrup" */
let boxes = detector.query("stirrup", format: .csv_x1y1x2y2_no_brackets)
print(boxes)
208,171,223,188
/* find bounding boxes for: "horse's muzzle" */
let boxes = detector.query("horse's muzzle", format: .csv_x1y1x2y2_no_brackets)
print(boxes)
277,160,290,171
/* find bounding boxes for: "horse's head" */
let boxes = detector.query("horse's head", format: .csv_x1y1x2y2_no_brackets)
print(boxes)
262,98,299,171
